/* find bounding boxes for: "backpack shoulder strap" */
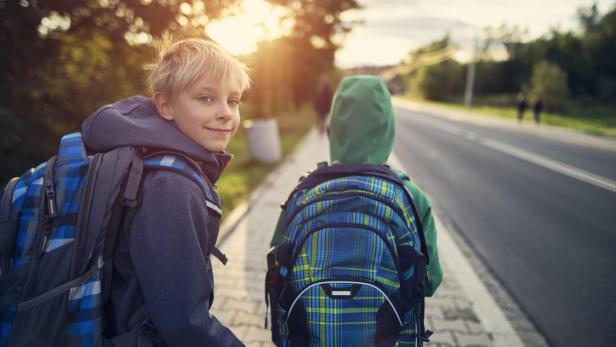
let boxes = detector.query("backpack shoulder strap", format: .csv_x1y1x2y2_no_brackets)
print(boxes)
142,150,218,209
394,170,410,182
140,149,227,265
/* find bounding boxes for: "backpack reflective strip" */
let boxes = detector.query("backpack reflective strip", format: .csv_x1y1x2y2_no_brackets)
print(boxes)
205,200,222,215
159,155,176,167
68,279,102,301
11,186,26,204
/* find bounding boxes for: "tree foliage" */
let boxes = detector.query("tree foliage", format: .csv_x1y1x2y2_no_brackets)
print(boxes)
256,0,360,110
399,3,616,107
530,61,570,111
403,35,464,100
0,0,360,182
0,0,239,182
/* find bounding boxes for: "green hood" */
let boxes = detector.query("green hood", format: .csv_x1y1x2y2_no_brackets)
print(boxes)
328,75,395,165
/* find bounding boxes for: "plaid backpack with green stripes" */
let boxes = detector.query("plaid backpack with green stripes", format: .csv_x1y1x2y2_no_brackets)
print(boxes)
0,132,225,346
266,162,433,347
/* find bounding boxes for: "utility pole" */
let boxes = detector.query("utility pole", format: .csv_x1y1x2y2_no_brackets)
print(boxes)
464,33,478,109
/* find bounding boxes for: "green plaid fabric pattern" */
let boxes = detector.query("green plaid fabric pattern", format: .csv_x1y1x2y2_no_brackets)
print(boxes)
275,173,425,346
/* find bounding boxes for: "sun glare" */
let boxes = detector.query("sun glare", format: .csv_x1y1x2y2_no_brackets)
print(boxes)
207,0,291,55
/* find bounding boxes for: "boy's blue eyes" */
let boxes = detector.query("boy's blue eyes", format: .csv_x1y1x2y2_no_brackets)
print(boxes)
198,96,214,103
198,96,241,106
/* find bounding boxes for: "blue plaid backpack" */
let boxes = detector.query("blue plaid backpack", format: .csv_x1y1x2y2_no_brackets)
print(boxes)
266,162,433,347
0,132,225,346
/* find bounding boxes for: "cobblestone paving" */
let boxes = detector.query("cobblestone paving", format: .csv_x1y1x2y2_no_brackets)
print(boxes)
210,130,502,347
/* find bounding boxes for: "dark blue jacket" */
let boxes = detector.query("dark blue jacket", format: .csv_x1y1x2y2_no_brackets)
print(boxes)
81,96,244,347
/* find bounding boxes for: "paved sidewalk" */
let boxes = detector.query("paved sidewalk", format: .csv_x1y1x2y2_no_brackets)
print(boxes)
210,129,528,347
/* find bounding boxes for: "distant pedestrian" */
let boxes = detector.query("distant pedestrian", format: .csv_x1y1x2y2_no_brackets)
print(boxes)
533,95,543,124
314,77,333,135
516,93,528,122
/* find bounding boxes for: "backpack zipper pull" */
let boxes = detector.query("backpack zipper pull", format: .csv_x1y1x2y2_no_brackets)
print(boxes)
40,180,57,254
45,181,57,218
39,214,54,254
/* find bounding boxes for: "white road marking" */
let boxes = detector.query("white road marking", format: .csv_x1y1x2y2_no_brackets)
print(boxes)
389,153,527,347
480,138,616,193
407,115,616,193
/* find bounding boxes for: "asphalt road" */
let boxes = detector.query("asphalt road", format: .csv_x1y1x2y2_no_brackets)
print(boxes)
392,105,616,347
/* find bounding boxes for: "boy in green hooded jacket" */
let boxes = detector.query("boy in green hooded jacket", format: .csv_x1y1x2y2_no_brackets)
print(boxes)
270,75,442,296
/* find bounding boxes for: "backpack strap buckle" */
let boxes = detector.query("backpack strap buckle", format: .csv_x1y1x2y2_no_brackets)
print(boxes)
210,246,228,265
122,152,144,208
418,330,433,342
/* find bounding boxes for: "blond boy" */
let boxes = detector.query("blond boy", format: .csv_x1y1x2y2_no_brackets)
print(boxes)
81,38,249,346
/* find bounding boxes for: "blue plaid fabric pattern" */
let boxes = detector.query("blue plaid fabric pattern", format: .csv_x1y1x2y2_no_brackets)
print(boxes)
1,134,219,346
144,154,220,213
1,132,103,346
276,174,423,346
67,256,104,347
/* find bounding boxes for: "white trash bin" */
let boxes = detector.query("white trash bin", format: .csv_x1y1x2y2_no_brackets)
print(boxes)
244,118,281,163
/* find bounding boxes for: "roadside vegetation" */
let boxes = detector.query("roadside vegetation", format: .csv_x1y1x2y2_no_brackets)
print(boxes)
404,96,616,137
395,4,616,138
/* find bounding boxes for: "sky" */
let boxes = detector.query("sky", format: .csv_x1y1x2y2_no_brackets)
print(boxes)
336,0,615,67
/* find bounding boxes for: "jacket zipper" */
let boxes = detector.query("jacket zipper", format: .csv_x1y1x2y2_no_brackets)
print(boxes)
71,154,102,277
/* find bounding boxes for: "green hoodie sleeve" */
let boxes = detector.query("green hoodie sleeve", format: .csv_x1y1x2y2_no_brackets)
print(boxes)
403,179,442,297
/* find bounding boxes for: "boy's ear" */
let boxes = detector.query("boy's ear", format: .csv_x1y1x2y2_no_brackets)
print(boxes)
153,92,174,121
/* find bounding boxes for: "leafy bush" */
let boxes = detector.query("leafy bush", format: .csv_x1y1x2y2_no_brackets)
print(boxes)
530,61,570,111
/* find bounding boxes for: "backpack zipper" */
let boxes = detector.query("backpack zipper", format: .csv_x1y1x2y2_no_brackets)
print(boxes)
286,191,409,235
20,156,57,300
285,223,402,285
39,161,59,253
71,153,102,277
286,279,403,327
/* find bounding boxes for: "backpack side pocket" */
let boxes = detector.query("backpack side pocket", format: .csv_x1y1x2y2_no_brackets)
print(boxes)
266,243,294,345
0,178,20,275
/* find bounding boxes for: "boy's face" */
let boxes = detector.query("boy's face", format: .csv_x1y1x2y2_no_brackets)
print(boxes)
157,74,242,153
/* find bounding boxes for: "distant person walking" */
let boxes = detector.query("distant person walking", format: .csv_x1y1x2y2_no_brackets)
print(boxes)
533,95,543,124
314,77,333,135
516,93,528,122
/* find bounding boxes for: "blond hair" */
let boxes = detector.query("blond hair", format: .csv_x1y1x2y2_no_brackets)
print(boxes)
146,37,251,99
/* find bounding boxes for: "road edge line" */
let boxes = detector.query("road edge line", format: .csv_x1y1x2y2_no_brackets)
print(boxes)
389,152,526,347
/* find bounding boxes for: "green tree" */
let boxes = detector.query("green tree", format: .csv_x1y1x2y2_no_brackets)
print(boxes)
0,0,239,182
410,61,464,101
263,0,360,104
530,61,569,111
402,35,464,100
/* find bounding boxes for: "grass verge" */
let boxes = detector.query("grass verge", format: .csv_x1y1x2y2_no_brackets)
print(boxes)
217,104,316,220
401,96,616,137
